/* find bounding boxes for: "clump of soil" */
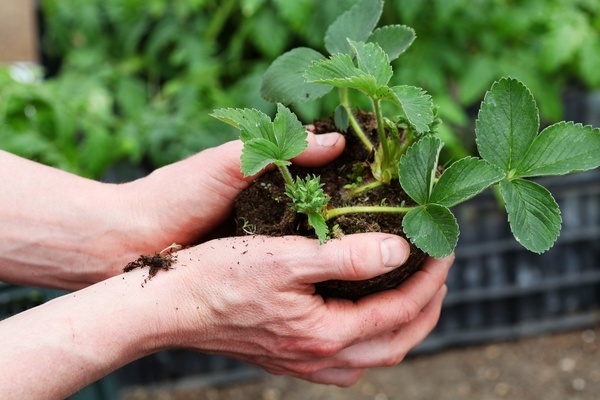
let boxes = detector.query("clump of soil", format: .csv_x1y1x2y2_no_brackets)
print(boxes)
123,251,177,283
234,112,427,300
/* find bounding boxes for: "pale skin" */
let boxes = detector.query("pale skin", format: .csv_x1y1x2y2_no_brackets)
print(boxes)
0,131,453,399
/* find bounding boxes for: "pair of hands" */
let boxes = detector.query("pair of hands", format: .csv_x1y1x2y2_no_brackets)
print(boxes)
124,131,452,386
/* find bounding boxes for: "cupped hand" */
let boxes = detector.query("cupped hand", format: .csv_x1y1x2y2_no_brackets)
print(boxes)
122,131,345,251
154,233,453,387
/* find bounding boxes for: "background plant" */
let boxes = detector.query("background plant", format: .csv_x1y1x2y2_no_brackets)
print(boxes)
1,0,598,177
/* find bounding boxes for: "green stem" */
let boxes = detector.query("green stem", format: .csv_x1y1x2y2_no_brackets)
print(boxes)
277,164,294,186
373,98,390,164
339,88,373,152
397,128,415,156
324,205,414,221
343,179,383,198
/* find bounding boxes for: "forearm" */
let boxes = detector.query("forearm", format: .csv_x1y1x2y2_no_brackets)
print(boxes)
0,267,176,399
0,150,153,289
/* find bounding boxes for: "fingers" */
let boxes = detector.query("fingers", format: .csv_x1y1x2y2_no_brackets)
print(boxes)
331,284,448,369
328,254,453,342
292,131,345,167
257,283,448,383
298,233,410,282
192,130,345,184
217,233,411,284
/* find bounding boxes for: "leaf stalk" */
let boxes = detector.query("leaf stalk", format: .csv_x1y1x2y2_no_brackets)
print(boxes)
324,205,414,221
340,88,374,152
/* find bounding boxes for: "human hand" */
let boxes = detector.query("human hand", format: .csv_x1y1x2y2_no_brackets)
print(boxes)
115,130,345,263
151,233,452,386
0,131,344,290
0,232,451,399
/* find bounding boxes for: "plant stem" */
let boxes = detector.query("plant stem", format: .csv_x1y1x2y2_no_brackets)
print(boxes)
397,128,415,155
373,98,390,164
278,164,295,186
339,88,373,152
324,205,414,221
343,179,383,198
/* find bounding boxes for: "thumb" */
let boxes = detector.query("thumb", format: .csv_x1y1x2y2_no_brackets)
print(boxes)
296,233,411,283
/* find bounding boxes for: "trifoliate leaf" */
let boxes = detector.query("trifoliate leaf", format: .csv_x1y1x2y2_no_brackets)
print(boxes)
348,40,392,86
210,107,275,143
398,136,443,205
211,104,307,177
241,138,286,177
515,121,600,178
499,178,561,253
272,103,309,161
430,157,504,207
402,204,459,258
304,53,379,95
476,77,539,172
324,0,383,55
260,47,331,104
388,85,435,135
368,25,415,61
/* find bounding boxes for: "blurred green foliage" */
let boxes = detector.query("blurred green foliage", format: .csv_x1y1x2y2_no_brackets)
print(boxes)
1,0,598,177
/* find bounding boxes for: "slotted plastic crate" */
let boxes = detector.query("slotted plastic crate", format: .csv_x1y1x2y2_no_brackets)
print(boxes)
418,169,600,352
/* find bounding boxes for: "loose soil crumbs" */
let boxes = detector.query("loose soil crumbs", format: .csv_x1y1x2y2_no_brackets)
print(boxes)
123,252,177,282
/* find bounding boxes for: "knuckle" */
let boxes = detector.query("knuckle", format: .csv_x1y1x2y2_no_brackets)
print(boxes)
307,338,343,358
397,295,421,323
290,362,322,376
381,352,406,367
281,332,342,360
343,241,373,279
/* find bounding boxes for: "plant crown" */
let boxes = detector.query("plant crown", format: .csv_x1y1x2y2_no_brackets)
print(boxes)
212,0,600,257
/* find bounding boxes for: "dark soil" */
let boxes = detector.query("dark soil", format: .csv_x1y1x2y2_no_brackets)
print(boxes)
123,251,177,283
234,112,426,300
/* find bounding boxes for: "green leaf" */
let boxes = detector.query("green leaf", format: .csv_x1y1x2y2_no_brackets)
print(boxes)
430,157,504,207
499,178,561,253
307,212,329,244
389,85,435,135
304,53,378,95
272,103,309,161
540,10,588,72
334,104,349,131
398,136,443,205
402,205,459,258
324,0,383,55
260,47,331,104
476,78,539,172
515,121,600,178
241,138,286,176
579,34,600,87
211,105,307,176
348,40,392,86
210,107,275,143
368,25,415,61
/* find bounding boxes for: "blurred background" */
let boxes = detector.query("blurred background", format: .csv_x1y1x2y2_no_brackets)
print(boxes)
1,0,599,399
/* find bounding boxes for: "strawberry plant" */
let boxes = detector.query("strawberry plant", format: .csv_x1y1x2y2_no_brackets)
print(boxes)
211,0,600,298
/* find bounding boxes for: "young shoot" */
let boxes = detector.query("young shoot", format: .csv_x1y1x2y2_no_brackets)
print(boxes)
211,104,331,242
213,0,600,260
212,77,600,259
260,0,435,190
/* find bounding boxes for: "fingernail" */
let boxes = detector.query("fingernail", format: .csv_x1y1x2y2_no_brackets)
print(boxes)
315,133,341,147
380,237,408,268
